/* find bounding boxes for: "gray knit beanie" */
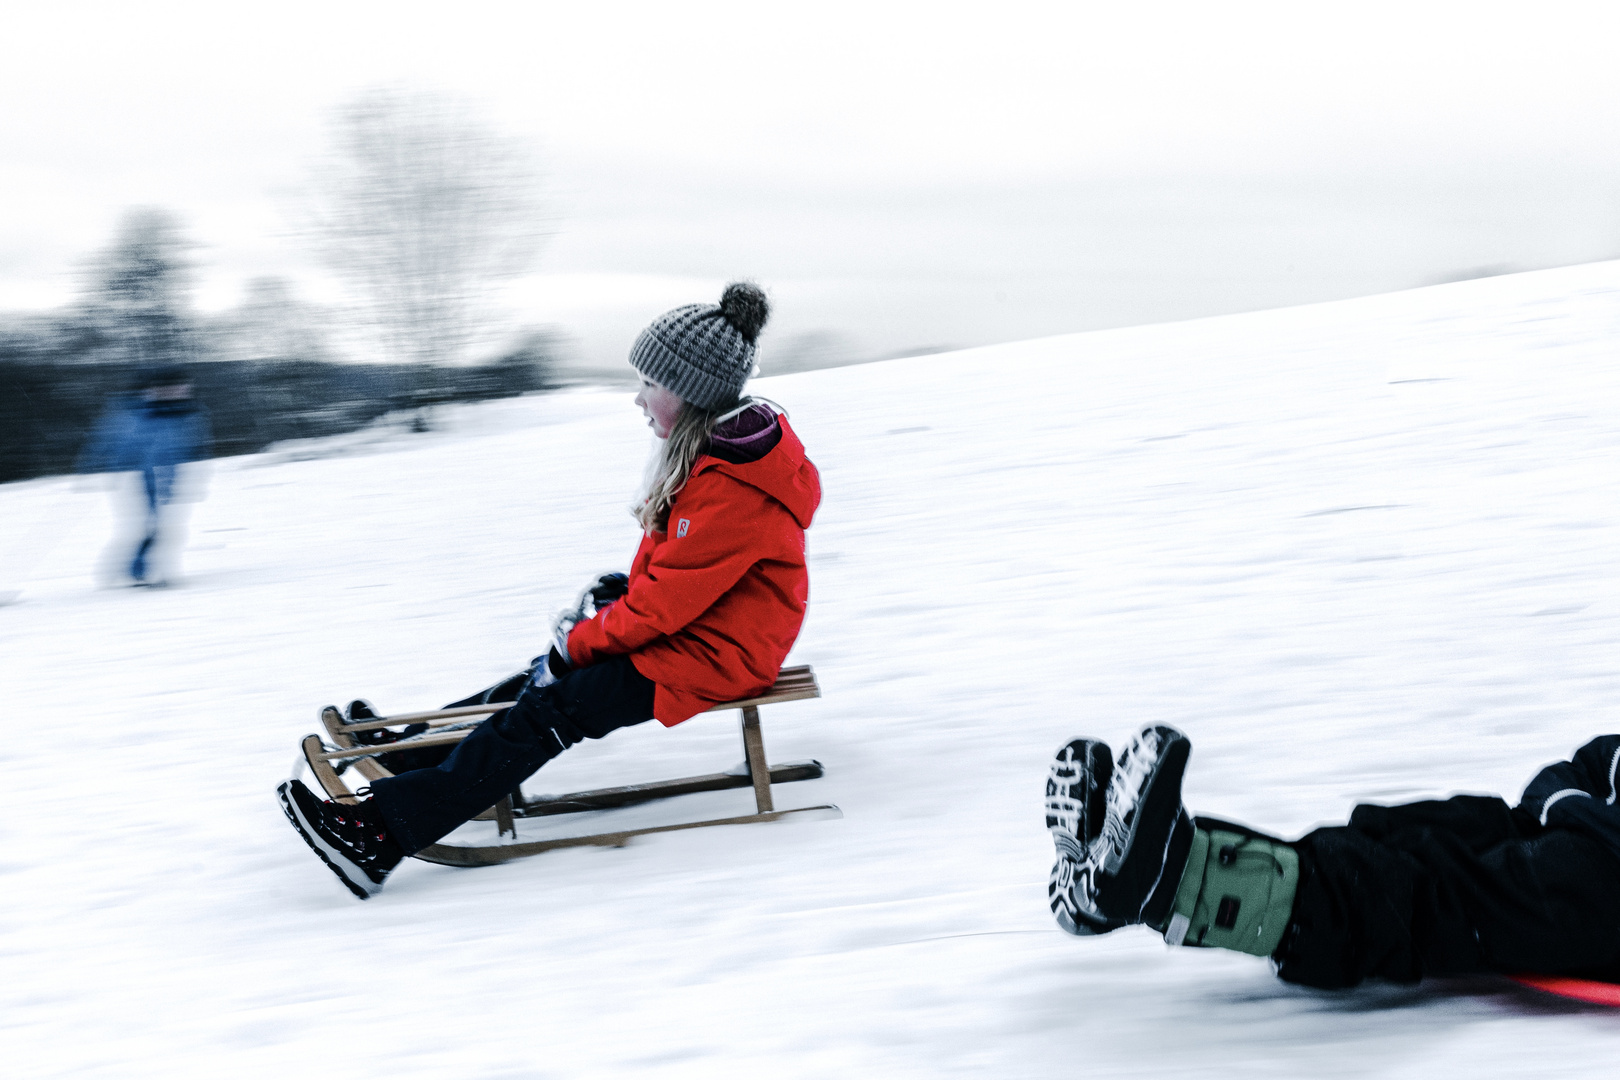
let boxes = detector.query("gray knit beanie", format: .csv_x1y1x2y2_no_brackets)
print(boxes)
628,282,769,411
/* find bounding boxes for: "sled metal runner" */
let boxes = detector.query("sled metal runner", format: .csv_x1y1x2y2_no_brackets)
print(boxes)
299,665,840,866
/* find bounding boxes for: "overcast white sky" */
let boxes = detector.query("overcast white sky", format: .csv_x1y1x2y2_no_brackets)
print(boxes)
4,1,1620,368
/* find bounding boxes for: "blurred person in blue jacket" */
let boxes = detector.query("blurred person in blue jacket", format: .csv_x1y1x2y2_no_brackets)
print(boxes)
77,366,212,586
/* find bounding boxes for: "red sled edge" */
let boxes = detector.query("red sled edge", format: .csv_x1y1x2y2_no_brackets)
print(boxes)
1509,974,1620,1006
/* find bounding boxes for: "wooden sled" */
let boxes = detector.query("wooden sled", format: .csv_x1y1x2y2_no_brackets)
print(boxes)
297,664,840,867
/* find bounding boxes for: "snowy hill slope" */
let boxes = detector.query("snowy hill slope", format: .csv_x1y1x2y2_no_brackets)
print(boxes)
5,262,1620,1076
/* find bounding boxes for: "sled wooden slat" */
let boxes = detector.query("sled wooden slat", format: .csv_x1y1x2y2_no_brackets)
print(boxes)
517,761,825,817
298,664,838,864
318,706,506,820
314,729,485,763
410,806,843,867
335,701,526,732
302,735,826,819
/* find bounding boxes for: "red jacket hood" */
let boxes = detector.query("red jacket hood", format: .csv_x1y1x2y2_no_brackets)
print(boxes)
692,415,820,529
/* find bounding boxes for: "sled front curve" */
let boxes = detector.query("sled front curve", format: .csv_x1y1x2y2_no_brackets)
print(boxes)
299,665,840,865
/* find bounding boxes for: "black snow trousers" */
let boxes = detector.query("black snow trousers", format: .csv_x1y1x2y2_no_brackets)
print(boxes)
365,655,657,854
1274,735,1620,989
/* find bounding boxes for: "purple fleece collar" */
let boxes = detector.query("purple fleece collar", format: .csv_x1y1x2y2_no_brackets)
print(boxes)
707,403,781,464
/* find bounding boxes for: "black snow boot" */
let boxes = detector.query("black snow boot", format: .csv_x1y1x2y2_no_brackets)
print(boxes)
1083,724,1196,928
1045,727,1196,935
278,779,405,899
1046,738,1127,935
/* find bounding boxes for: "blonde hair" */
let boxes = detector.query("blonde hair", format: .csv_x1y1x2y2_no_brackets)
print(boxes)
634,400,725,533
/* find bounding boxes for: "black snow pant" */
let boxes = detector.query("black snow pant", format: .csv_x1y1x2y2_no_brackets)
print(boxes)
1275,738,1620,989
365,655,657,854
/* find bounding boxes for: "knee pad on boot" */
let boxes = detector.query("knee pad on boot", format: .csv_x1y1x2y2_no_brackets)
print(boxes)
1160,820,1299,958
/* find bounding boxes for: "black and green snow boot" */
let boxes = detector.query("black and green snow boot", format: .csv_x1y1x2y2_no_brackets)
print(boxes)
1091,724,1197,927
1046,725,1196,933
1045,724,1302,960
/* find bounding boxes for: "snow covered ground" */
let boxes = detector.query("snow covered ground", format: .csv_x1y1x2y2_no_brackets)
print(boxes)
6,262,1620,1076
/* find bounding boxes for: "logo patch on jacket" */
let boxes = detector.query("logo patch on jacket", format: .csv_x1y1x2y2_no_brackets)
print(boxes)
675,518,690,537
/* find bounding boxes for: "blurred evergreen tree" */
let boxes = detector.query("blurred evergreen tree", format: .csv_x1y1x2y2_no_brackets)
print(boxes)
85,207,195,369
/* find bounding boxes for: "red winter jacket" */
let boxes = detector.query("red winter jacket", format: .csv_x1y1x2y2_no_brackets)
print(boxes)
566,413,820,725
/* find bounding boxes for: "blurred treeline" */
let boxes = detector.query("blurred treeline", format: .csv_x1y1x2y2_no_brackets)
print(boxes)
4,89,562,486
0,243,557,484
0,344,553,485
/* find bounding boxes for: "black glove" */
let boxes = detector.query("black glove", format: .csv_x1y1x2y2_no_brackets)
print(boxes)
585,572,629,612
553,573,629,667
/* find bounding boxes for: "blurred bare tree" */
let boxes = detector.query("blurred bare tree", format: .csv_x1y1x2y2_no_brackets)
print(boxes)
304,88,548,424
85,207,194,367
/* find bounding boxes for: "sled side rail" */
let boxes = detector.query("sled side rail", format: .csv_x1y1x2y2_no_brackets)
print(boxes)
335,702,523,733
320,666,820,761
332,664,820,737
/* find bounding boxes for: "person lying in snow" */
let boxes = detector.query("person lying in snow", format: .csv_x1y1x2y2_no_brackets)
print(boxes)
1046,726,1620,987
278,283,821,899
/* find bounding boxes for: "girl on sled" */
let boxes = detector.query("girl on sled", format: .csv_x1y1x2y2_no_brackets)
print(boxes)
1046,725,1620,987
278,283,821,899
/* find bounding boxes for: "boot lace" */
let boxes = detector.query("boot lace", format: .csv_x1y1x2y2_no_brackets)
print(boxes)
1094,727,1164,866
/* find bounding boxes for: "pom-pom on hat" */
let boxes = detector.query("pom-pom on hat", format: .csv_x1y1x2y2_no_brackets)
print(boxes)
628,282,769,411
